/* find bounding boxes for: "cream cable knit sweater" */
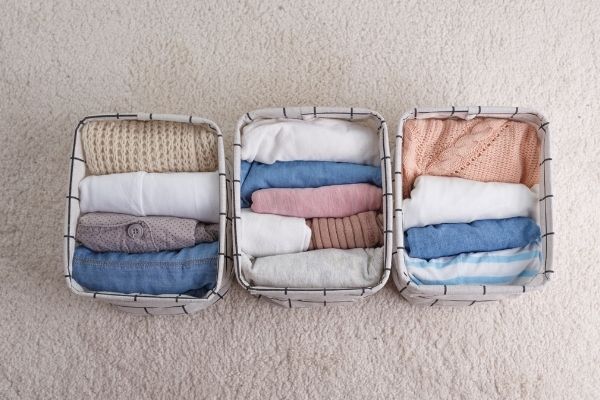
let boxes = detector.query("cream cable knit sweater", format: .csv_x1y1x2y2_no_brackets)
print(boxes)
81,120,218,175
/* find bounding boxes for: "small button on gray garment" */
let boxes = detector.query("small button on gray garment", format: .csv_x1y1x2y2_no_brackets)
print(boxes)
127,223,144,239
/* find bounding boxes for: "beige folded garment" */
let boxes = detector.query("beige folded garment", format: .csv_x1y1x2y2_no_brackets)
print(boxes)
81,120,218,175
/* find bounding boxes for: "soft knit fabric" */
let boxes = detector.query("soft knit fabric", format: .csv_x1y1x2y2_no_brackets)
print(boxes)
307,211,383,250
240,160,382,207
405,242,541,286
402,176,537,230
404,217,541,259
240,209,311,257
251,183,382,218
81,120,218,175
76,212,219,253
241,117,379,165
402,117,540,198
241,247,384,288
79,171,220,223
72,241,219,296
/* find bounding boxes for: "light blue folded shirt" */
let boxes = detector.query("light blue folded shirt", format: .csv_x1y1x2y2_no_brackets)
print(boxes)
240,160,382,207
72,241,219,297
404,217,540,260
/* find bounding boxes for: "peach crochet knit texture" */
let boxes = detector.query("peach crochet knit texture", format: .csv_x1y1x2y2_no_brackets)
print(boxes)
402,118,540,198
307,211,383,250
81,120,218,175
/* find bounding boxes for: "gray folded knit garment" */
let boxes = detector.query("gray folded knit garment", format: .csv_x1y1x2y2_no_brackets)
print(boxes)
241,247,384,288
76,212,219,253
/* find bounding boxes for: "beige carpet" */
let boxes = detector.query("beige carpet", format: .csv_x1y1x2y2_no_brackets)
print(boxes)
1,1,599,399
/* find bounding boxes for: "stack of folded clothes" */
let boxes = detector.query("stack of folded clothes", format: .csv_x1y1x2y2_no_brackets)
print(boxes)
402,118,542,286
72,120,220,297
239,117,384,288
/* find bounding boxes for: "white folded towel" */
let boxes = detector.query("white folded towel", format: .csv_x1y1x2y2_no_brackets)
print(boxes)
241,247,384,288
79,171,220,223
403,176,537,230
240,209,311,257
241,117,380,165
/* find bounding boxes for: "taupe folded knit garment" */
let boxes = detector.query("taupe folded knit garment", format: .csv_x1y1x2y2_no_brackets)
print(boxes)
81,120,218,175
306,211,383,250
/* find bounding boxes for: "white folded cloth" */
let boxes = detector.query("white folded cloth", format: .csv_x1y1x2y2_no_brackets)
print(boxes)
79,171,220,223
403,176,537,230
241,117,380,165
405,242,541,286
240,209,311,257
241,247,384,288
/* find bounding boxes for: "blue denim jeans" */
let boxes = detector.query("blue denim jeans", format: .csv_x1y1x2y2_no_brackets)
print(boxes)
241,160,382,207
72,241,219,297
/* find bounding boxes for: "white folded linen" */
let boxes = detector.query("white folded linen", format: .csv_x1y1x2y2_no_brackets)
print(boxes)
240,209,311,257
241,247,384,288
79,171,220,223
241,117,380,165
403,176,537,230
405,242,541,286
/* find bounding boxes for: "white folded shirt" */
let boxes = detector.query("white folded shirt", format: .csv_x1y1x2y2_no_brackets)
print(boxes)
79,171,220,223
241,117,380,165
403,176,537,230
241,247,384,288
240,209,311,257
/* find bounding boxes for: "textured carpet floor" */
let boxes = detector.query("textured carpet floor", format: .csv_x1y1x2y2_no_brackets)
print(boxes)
1,1,599,399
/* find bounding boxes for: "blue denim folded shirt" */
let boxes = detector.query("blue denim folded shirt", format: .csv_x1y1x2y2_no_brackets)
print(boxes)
240,160,382,207
404,217,541,260
72,241,219,297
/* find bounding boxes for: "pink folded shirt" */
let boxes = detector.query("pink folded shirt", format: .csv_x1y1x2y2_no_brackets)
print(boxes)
251,183,382,218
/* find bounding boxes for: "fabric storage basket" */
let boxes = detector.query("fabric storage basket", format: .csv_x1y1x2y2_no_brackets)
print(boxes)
63,113,232,315
232,106,393,308
393,106,554,306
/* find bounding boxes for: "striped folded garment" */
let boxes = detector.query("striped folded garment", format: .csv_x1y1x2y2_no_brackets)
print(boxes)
405,242,542,286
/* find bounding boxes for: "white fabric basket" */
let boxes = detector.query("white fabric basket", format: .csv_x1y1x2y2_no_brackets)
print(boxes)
63,113,233,315
392,106,554,306
233,106,393,308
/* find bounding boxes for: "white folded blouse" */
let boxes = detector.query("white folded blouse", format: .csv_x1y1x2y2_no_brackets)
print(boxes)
240,209,311,257
241,247,384,288
402,176,537,230
79,171,220,223
241,117,380,165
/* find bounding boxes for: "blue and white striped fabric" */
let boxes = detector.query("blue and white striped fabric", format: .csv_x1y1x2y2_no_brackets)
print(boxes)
405,242,542,286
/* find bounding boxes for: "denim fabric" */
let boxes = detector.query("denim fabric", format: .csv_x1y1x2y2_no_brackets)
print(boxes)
405,217,540,260
72,241,219,296
240,160,382,207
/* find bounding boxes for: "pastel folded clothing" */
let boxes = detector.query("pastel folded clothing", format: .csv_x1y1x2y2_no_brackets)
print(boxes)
72,241,219,296
405,242,541,286
79,171,220,223
81,120,218,175
240,209,311,257
251,183,382,218
402,117,540,198
403,176,537,229
240,160,381,207
76,212,219,253
241,247,384,288
307,211,383,250
241,117,379,165
404,217,540,259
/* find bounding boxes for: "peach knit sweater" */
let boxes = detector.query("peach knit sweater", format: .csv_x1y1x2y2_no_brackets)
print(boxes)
402,118,540,198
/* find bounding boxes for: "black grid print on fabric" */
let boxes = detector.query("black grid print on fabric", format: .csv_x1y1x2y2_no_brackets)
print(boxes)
232,107,392,298
394,107,554,301
64,113,229,307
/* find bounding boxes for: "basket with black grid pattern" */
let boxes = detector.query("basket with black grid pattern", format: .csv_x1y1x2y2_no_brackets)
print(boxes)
232,106,393,308
63,113,233,315
392,106,554,306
